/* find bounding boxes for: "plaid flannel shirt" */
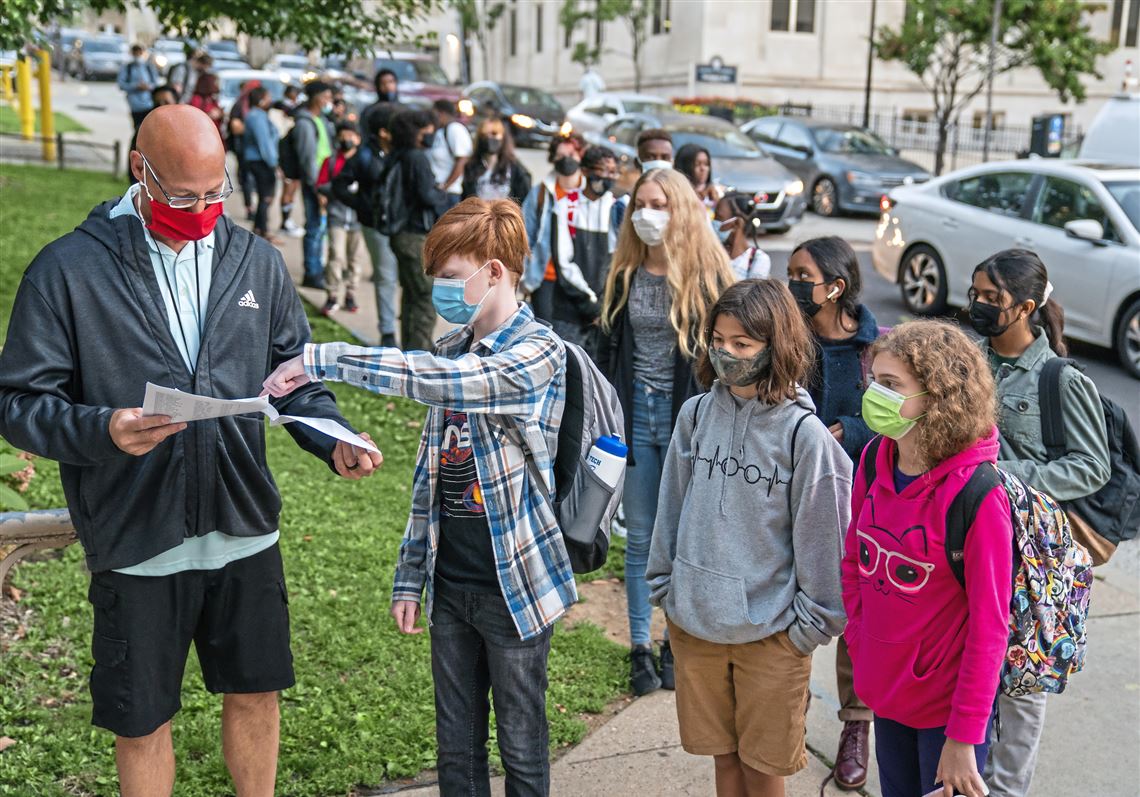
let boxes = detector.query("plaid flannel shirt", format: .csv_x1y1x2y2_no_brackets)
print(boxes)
303,303,576,640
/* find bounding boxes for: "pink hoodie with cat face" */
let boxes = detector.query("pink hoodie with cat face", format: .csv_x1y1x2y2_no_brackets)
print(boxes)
841,428,1013,745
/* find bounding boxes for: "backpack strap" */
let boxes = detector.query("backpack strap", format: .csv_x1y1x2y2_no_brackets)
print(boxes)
944,461,1003,589
787,411,813,518
862,435,884,495
1039,357,1083,460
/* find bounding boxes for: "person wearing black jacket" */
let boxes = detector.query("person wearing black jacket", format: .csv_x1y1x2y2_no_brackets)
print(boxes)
387,108,450,352
0,106,381,795
461,116,532,204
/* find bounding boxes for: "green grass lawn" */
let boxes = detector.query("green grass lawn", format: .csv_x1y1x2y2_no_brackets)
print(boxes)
0,163,629,796
0,103,90,135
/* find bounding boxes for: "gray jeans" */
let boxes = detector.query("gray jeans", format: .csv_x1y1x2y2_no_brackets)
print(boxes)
362,226,398,337
984,691,1048,797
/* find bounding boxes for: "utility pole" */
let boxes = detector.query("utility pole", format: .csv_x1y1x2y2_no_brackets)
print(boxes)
982,0,1003,162
862,0,878,129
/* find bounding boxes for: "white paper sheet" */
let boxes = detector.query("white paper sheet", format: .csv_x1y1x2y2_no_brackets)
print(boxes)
142,382,379,454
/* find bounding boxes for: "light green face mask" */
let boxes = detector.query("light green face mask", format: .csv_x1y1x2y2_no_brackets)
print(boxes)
862,381,927,440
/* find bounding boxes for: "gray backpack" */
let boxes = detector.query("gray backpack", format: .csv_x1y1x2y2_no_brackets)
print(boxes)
516,323,625,573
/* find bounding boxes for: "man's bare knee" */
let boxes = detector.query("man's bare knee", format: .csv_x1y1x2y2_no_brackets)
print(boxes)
116,721,172,754
224,691,278,712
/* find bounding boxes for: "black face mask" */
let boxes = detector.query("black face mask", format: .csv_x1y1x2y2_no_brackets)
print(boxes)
377,90,398,103
968,300,1014,338
420,132,435,149
337,139,355,152
788,279,824,317
554,156,580,177
483,137,503,155
588,176,614,194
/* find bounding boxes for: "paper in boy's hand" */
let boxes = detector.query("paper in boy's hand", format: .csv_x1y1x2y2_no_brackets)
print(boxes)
142,382,377,453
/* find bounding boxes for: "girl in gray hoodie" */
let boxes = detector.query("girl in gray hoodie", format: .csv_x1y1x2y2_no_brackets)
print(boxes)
647,279,851,795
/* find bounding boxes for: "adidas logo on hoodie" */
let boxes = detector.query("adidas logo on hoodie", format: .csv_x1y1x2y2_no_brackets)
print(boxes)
238,290,259,309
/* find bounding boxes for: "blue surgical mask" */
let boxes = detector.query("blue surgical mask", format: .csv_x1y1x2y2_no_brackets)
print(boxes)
716,224,733,244
432,261,493,325
641,159,672,173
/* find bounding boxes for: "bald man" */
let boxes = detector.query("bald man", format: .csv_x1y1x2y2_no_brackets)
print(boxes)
0,105,381,797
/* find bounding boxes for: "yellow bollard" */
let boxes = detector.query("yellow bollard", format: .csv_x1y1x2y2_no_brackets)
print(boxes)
15,55,35,140
37,49,55,161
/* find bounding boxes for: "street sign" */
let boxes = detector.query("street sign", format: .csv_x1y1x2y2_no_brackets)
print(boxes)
695,56,737,84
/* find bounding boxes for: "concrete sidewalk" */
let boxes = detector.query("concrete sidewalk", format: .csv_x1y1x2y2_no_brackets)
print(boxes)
241,188,1140,797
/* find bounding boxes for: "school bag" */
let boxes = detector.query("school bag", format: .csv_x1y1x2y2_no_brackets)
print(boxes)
278,116,316,181
368,153,412,237
861,436,1093,697
1039,358,1140,559
514,322,626,574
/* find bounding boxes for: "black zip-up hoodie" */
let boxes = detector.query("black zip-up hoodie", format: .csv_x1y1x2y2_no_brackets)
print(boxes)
0,201,349,572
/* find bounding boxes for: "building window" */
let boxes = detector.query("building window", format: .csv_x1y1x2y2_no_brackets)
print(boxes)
509,0,518,57
771,0,814,33
536,2,544,52
972,110,1006,129
1127,0,1139,46
1110,0,1125,45
652,0,672,35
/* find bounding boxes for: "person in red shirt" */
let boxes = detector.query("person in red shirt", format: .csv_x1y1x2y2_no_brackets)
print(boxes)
189,73,224,136
318,123,368,315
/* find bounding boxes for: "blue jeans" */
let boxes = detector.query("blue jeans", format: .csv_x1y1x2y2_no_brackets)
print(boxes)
301,184,325,281
362,226,398,337
623,380,674,647
874,715,993,797
430,580,552,797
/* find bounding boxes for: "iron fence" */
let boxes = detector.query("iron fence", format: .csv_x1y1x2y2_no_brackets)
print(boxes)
0,131,122,175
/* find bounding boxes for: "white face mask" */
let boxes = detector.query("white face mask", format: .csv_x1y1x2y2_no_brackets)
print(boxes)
631,208,670,246
641,159,672,173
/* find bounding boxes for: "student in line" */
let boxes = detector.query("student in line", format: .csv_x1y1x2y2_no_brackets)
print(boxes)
462,117,532,204
647,279,851,797
675,142,722,215
713,194,771,281
843,320,1014,797
318,123,368,316
785,235,879,790
597,167,734,696
261,198,575,797
968,249,1110,797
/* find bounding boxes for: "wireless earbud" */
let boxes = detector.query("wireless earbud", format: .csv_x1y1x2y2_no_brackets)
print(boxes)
826,286,840,301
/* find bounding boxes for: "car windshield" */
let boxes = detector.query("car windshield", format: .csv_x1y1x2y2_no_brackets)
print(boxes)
502,85,562,113
1105,180,1140,232
154,41,183,52
623,99,666,114
374,58,449,85
220,77,286,102
276,56,308,67
815,127,893,155
209,42,240,55
669,124,764,159
85,40,125,54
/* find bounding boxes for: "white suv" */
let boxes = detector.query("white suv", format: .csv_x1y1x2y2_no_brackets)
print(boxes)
873,159,1140,378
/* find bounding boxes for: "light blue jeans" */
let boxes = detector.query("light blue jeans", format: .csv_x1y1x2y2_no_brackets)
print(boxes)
623,379,673,647
362,226,398,337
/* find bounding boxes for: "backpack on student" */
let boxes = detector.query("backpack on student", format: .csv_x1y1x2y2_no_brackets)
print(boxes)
861,436,1093,697
515,323,625,574
278,116,316,181
1039,358,1140,561
368,153,411,237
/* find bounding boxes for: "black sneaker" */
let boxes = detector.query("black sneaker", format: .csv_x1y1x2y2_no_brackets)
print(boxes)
380,333,399,348
301,275,327,290
344,293,359,313
658,640,675,691
630,645,661,696
320,299,339,316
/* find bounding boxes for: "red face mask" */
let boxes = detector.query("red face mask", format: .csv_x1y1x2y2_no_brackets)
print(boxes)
144,196,223,241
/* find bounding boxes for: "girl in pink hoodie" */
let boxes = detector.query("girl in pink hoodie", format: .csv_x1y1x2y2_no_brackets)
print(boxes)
842,321,1013,797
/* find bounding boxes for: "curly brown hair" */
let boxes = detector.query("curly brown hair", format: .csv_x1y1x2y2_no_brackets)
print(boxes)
695,279,814,404
868,320,996,468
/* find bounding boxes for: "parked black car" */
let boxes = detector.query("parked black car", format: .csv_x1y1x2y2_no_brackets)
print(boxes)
740,116,930,216
460,81,569,146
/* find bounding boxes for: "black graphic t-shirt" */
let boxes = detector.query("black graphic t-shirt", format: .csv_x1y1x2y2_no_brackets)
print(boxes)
435,409,499,593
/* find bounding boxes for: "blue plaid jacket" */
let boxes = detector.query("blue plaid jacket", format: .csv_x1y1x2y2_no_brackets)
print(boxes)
303,304,576,639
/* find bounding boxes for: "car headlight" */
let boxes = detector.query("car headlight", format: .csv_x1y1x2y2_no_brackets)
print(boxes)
154,54,167,69
786,179,804,196
511,113,536,129
302,70,317,83
846,170,879,188
457,98,474,116
560,120,573,136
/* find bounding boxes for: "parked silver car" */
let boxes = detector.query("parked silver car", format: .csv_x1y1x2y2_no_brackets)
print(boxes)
565,92,670,136
68,35,129,81
873,159,1140,377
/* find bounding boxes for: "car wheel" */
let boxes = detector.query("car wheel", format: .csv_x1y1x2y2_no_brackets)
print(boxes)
1115,296,1140,380
811,177,839,217
899,244,948,316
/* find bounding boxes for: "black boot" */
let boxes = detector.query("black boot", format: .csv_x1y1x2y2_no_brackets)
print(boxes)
658,640,675,690
630,644,661,696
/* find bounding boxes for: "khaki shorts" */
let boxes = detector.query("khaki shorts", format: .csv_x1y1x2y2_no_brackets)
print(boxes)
667,619,813,776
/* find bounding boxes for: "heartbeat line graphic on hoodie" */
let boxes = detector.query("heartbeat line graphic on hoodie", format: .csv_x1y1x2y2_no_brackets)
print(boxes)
693,443,791,495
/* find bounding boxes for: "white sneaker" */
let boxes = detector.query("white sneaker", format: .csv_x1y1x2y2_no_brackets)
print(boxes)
282,218,305,238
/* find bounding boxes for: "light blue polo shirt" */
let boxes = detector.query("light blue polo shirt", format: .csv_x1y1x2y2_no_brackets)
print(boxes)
109,185,278,576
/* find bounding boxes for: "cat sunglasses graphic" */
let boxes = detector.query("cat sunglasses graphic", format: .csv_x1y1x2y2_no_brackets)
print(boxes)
856,530,936,593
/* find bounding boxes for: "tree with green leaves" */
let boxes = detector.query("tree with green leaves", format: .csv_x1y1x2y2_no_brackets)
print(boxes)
1,0,437,57
450,0,506,82
560,0,653,92
874,0,1112,174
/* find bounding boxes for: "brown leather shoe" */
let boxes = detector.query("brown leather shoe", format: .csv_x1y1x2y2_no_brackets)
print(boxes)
833,720,870,790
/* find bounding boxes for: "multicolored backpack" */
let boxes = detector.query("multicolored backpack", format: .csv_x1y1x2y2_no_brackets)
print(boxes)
863,438,1094,696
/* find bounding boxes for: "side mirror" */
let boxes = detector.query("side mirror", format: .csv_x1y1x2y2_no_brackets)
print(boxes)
1064,219,1106,245
796,144,814,156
